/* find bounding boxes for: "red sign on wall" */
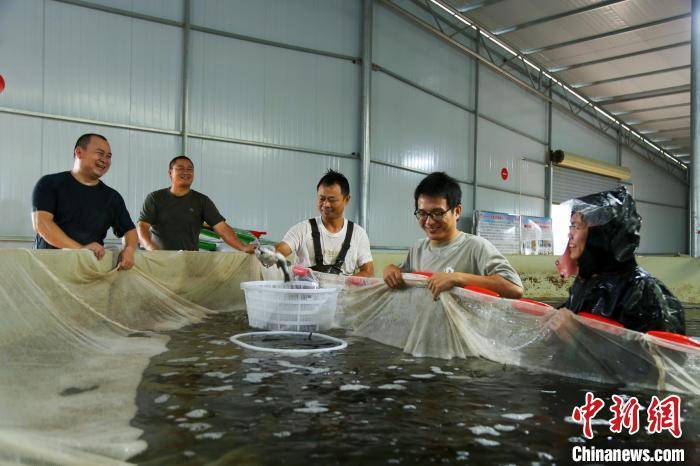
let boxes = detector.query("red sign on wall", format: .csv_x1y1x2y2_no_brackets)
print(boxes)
501,167,509,181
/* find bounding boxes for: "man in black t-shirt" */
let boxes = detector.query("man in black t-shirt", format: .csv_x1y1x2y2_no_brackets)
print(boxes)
31,133,138,270
137,156,255,253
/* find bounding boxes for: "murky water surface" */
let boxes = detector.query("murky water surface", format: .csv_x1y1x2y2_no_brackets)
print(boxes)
133,305,700,465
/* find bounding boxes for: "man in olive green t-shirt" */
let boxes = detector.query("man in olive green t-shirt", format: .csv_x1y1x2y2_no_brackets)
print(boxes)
137,156,255,253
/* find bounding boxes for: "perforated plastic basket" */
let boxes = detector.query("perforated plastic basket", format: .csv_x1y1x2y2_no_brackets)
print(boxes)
240,280,341,332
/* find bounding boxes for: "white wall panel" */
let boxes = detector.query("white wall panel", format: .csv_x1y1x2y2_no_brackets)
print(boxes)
621,148,687,207
80,0,184,21
372,73,472,178
636,203,687,254
551,108,617,164
368,164,473,247
127,132,183,222
0,0,44,112
189,31,359,154
476,118,546,198
0,114,43,237
191,0,360,57
129,21,183,130
193,140,359,241
479,67,547,142
476,187,545,218
374,3,474,109
44,1,132,124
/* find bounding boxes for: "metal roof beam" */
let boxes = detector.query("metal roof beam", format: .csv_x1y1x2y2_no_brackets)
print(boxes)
524,13,690,55
493,0,629,36
571,65,690,89
642,126,690,136
628,115,690,125
593,84,690,105
612,102,690,116
455,0,509,13
549,41,689,73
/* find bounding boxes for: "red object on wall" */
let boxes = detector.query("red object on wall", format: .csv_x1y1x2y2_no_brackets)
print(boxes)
500,167,509,180
0,75,5,94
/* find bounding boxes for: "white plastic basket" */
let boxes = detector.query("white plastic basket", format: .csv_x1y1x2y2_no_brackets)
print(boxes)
240,280,341,332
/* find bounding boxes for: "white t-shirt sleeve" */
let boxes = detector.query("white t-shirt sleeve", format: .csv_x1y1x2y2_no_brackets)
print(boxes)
281,221,307,253
355,227,373,267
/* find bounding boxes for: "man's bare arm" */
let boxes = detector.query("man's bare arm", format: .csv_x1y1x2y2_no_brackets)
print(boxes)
136,221,159,250
32,210,105,259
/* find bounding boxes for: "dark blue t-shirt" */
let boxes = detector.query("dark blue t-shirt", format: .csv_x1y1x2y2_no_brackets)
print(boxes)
32,171,135,249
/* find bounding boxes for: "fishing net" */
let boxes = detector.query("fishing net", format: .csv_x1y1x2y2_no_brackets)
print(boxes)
0,249,262,465
0,250,697,465
315,272,700,396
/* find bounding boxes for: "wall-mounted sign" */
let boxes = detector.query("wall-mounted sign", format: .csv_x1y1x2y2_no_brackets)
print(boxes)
501,167,509,181
474,211,553,255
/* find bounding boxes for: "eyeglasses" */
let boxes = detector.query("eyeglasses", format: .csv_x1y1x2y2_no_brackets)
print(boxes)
414,209,451,222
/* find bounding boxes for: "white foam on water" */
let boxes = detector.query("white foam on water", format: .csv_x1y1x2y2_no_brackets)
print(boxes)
178,422,211,432
401,359,415,362
410,374,435,379
206,355,239,361
468,426,501,436
207,340,229,346
378,384,405,391
167,357,199,363
205,371,236,379
568,436,586,443
194,363,208,367
538,452,554,460
339,384,370,391
540,390,557,394
185,409,208,419
494,424,516,432
294,400,328,414
403,405,417,410
501,413,534,421
167,405,180,411
273,431,292,438
387,365,399,369
277,360,329,374
383,398,394,402
456,451,470,460
430,366,454,376
564,416,608,426
196,432,224,440
321,380,332,385
242,358,260,364
183,451,195,458
154,394,170,404
161,372,179,377
474,438,500,447
393,379,408,384
243,372,273,384
200,385,233,392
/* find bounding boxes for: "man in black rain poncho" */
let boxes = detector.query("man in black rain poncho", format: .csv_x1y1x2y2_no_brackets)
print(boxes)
552,186,685,335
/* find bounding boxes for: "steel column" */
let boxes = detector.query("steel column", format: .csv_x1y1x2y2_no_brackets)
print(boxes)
691,0,700,256
359,0,373,229
545,86,553,217
180,0,191,156
472,29,480,213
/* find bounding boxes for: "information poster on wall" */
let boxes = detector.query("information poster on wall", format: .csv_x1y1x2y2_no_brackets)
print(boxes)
520,216,553,255
474,211,520,254
474,211,553,255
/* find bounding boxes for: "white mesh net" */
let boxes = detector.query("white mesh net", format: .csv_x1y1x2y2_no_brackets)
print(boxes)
0,251,697,464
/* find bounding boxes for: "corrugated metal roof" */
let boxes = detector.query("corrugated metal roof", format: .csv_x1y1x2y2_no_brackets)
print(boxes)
448,0,691,162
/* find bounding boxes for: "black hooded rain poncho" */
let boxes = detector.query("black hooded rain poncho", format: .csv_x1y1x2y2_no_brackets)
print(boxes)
561,187,686,335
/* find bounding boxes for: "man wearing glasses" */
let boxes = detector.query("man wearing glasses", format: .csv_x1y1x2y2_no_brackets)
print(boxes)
276,169,374,276
383,172,523,299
